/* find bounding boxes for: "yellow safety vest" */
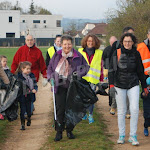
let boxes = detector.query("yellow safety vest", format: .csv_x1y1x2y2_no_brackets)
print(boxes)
78,48,103,84
47,46,55,59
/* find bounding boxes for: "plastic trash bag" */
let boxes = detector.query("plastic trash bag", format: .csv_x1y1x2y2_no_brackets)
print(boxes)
95,83,108,96
65,75,98,129
0,76,20,121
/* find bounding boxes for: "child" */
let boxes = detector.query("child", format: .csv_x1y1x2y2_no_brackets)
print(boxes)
0,55,12,120
141,77,150,136
16,61,38,130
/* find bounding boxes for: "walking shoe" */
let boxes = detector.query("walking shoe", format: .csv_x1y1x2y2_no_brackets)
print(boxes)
128,135,139,146
0,113,4,120
88,114,94,124
126,114,131,119
117,136,125,144
82,114,87,120
110,108,116,115
67,131,75,139
54,131,62,142
20,119,25,130
27,117,31,126
144,128,149,136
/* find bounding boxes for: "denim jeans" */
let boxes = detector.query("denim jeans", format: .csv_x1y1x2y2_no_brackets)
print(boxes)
115,85,139,136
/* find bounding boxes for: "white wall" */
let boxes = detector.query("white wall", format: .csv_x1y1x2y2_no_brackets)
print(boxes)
20,15,63,38
0,10,20,38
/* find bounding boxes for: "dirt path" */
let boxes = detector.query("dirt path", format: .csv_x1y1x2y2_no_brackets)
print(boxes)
97,94,150,150
2,77,53,150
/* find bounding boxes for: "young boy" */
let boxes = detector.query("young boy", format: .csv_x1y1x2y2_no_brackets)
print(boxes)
0,55,12,120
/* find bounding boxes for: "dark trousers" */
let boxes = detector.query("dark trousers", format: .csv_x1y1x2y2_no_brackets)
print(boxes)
19,95,31,120
144,118,150,128
55,86,73,132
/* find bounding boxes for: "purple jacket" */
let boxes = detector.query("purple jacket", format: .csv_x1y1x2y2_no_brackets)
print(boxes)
47,49,89,93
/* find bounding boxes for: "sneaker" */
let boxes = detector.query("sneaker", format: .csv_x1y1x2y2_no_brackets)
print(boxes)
0,114,4,120
67,131,75,139
82,114,87,120
110,108,116,115
117,136,125,144
88,114,94,124
128,135,139,146
54,131,62,142
126,114,131,119
144,128,149,136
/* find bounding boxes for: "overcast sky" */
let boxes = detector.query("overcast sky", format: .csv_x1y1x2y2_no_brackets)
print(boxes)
1,0,118,19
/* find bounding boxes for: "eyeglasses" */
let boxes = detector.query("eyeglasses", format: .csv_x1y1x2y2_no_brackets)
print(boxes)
123,41,133,43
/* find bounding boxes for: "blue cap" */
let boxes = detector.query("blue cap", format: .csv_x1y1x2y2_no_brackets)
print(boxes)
146,77,150,85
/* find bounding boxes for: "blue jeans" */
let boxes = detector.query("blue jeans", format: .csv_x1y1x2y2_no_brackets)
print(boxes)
115,85,139,136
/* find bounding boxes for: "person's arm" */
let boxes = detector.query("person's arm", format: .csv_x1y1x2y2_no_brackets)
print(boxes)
38,51,47,78
46,51,50,67
136,51,147,89
100,60,104,82
0,62,9,84
11,48,20,74
108,50,117,86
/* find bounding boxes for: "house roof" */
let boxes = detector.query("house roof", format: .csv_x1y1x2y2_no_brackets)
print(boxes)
88,23,108,35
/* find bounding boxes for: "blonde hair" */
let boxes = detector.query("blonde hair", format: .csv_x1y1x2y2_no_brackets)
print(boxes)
15,61,32,74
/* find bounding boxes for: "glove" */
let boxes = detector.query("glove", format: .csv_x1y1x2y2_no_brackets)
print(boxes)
144,88,149,96
50,78,55,86
109,85,117,98
42,78,48,87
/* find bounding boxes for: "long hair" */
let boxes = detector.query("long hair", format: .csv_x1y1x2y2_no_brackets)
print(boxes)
15,61,32,74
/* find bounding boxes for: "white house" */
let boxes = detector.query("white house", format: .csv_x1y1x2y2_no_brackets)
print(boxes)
0,10,63,38
0,10,20,38
20,14,63,38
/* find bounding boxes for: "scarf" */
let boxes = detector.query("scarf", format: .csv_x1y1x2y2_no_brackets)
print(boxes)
3,65,9,70
54,43,62,51
55,50,73,78
22,73,34,90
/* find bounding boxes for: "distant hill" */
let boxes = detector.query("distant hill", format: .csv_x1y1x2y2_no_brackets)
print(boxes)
62,18,107,31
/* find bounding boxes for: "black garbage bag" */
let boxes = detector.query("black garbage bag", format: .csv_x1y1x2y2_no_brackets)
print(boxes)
65,76,98,129
0,76,20,121
95,83,108,96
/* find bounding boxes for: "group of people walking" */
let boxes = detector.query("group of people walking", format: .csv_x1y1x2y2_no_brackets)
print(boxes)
0,26,150,146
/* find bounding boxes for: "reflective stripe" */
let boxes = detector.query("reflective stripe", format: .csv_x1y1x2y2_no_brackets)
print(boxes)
90,67,101,73
142,59,150,63
145,67,150,72
84,74,100,80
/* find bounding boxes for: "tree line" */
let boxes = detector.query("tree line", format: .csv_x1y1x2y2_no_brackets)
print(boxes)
0,0,52,15
106,0,150,44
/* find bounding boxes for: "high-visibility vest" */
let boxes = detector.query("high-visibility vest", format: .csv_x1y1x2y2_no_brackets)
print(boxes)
78,48,103,84
47,46,56,59
137,42,150,75
117,48,121,62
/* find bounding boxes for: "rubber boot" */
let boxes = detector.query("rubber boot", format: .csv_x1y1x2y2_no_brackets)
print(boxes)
54,131,62,142
20,119,25,130
27,117,31,126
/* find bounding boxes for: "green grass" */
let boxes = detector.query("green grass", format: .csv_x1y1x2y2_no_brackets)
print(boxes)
41,109,114,150
0,120,9,143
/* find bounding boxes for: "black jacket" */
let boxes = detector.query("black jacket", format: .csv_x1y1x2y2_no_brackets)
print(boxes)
102,45,112,69
17,72,38,102
45,46,56,67
109,46,147,89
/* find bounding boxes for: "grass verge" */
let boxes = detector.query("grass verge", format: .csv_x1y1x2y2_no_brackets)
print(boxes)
41,109,114,150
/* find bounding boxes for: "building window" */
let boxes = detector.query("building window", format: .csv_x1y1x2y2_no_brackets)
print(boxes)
22,20,25,23
56,20,61,27
33,20,40,23
9,16,12,23
43,20,46,23
6,33,15,38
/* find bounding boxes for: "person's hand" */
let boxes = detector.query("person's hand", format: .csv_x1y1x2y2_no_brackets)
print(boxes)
109,85,117,98
144,88,149,96
32,89,37,93
42,78,48,87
